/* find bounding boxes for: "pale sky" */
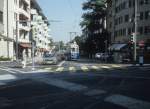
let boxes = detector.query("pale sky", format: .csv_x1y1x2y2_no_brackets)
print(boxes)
37,0,85,42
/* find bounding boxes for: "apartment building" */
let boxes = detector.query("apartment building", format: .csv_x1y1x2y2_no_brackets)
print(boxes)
107,0,150,62
0,0,4,35
107,0,150,43
0,0,51,60
16,0,31,59
31,0,51,57
0,0,14,58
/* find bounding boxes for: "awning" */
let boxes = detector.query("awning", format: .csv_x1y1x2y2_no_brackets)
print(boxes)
20,43,31,48
109,44,127,51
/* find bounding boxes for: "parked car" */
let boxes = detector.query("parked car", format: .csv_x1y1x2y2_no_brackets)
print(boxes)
42,54,58,65
101,53,109,61
95,53,103,59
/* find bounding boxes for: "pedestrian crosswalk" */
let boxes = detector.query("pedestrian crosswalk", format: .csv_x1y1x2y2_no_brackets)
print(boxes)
35,75,150,109
39,65,124,73
105,94,150,109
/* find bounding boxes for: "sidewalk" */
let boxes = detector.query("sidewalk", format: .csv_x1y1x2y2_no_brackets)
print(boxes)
77,58,150,67
0,61,23,68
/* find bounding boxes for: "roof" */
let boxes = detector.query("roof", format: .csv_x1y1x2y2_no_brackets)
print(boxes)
109,43,127,51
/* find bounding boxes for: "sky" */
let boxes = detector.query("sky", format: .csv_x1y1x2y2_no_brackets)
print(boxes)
37,0,85,43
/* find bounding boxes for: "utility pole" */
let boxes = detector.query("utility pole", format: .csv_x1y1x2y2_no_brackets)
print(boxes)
134,0,138,63
69,32,77,43
7,0,9,58
16,20,19,61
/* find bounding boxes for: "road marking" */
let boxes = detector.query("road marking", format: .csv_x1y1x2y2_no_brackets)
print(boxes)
81,66,89,71
105,94,150,109
57,61,65,67
44,67,52,71
111,65,121,68
69,67,76,72
0,74,16,81
101,66,111,69
0,67,18,74
55,67,64,72
91,66,99,70
36,77,88,92
0,67,26,73
84,89,106,96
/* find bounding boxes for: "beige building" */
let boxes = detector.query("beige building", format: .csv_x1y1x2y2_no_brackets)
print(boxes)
0,0,14,58
106,0,150,63
107,0,150,44
0,0,52,60
31,0,51,57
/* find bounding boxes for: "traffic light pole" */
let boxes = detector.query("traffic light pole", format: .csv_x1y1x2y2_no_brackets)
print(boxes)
134,0,138,63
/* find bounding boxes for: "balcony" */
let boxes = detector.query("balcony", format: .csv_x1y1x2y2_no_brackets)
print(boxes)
19,23,30,31
19,38,30,43
23,0,30,5
19,8,30,19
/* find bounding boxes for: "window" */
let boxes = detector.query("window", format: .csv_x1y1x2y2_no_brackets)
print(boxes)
145,11,150,19
115,19,118,25
139,0,144,5
128,28,132,35
14,0,17,4
129,0,132,7
138,27,143,34
145,0,149,4
140,0,149,5
0,11,3,23
125,15,129,22
144,26,150,34
123,28,126,36
140,12,143,20
14,13,17,21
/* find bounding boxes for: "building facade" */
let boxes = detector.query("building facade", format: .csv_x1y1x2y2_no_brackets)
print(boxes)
107,0,150,63
16,0,31,59
0,0,14,58
0,0,51,60
107,0,150,43
31,0,51,57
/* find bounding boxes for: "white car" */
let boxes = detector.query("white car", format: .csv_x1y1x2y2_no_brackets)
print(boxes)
42,54,57,65
95,53,103,59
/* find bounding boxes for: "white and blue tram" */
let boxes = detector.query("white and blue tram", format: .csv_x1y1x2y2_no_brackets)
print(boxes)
65,42,79,61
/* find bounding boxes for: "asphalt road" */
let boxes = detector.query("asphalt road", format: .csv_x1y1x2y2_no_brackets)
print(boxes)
0,61,150,109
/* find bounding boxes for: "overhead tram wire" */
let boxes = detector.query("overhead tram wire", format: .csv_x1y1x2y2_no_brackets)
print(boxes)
66,0,80,32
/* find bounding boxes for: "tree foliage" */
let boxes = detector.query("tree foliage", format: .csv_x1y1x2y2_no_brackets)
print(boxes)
80,0,108,57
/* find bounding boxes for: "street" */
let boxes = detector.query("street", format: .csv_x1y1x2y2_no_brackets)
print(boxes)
0,61,150,109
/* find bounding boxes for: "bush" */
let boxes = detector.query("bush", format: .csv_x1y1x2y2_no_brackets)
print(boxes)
0,56,11,61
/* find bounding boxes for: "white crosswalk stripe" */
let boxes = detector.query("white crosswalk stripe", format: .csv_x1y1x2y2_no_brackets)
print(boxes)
37,64,124,73
55,67,64,72
69,67,76,72
105,94,150,109
111,65,121,68
0,74,16,81
81,66,89,71
101,66,111,69
91,66,99,70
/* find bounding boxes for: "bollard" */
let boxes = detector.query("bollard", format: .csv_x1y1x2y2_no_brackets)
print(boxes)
139,56,144,66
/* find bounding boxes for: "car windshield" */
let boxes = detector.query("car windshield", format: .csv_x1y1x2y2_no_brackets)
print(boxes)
43,54,52,58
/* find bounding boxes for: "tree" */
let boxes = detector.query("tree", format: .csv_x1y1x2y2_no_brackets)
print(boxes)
80,0,108,58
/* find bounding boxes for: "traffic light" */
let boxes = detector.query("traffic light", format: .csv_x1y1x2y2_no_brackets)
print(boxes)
131,33,136,43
